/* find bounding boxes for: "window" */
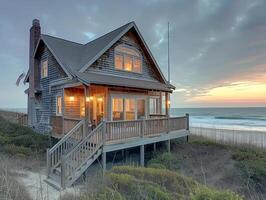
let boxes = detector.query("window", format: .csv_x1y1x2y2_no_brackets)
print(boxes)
125,99,135,120
56,96,62,116
137,99,145,119
149,97,160,114
114,45,142,73
41,60,48,78
112,96,146,121
112,98,124,121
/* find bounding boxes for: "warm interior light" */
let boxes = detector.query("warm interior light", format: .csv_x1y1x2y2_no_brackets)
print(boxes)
90,96,94,100
69,96,74,101
167,100,171,105
86,97,90,102
97,97,103,102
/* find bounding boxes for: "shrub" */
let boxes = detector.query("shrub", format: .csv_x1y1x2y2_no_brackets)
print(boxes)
191,187,243,200
110,166,199,196
147,152,180,170
0,116,49,156
2,144,32,157
232,148,266,185
107,172,172,200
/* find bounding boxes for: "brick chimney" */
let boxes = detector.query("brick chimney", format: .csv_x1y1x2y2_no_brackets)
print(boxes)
29,19,41,97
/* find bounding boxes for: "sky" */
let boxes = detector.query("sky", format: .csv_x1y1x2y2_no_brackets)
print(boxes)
1,0,266,108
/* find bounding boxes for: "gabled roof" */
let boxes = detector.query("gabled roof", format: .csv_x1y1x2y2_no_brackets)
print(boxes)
26,21,174,90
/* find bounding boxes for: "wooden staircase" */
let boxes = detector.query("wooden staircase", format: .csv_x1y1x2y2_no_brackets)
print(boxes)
46,120,104,189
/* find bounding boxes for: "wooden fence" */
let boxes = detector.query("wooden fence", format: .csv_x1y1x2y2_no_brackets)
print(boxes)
190,126,266,149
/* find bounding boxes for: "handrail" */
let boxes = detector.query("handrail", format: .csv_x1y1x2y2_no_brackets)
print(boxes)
47,119,85,175
61,122,104,188
49,119,84,153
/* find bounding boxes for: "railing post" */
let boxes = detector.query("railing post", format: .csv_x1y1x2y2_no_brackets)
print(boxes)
185,113,189,130
46,148,50,176
167,117,170,133
102,118,107,145
61,155,65,189
141,117,145,137
83,119,87,138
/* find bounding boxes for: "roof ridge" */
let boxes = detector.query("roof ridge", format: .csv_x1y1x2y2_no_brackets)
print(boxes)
84,21,134,46
41,34,84,46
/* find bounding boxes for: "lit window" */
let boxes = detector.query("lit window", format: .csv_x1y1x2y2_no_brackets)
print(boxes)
125,98,135,120
115,54,123,70
114,45,142,73
124,55,133,71
149,97,160,114
112,98,124,121
41,60,48,78
56,96,62,116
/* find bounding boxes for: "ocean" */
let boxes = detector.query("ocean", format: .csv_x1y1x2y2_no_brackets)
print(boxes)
1,107,266,132
171,107,266,132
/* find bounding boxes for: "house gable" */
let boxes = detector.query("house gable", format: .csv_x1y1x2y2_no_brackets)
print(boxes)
85,30,162,82
80,22,167,84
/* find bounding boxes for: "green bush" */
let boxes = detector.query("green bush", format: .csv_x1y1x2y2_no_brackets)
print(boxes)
107,173,172,200
2,144,32,157
191,187,243,200
232,148,266,184
147,152,180,170
110,166,199,196
0,116,49,156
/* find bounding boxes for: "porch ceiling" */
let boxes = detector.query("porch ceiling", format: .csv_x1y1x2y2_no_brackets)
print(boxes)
76,72,173,92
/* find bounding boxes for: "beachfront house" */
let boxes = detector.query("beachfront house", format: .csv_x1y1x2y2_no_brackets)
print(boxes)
24,19,189,189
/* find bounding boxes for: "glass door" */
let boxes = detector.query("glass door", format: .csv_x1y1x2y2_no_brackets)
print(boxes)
111,96,146,121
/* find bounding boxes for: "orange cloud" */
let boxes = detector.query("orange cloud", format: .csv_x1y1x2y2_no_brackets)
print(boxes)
188,81,266,106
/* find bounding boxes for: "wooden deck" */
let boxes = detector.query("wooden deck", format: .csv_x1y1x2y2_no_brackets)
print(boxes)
46,116,189,189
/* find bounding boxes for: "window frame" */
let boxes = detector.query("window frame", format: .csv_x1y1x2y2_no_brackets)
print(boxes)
41,59,48,79
56,95,62,116
114,45,142,74
149,96,161,115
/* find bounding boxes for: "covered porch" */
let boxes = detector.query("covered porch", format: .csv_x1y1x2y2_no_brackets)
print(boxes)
51,83,171,138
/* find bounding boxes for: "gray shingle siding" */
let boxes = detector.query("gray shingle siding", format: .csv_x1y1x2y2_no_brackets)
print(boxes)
85,35,160,82
35,46,66,133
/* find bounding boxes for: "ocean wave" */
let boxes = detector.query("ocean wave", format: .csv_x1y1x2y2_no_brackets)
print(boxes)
214,116,266,121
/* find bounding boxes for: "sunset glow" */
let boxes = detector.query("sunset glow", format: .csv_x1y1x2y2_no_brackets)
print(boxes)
189,81,266,106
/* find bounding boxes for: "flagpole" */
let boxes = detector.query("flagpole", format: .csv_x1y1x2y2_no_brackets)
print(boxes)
168,22,170,83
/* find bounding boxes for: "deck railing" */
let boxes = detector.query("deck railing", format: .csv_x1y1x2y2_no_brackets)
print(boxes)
106,116,188,142
61,122,104,187
48,115,189,188
47,119,85,175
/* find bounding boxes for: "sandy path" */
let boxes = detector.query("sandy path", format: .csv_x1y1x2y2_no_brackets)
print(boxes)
16,169,78,200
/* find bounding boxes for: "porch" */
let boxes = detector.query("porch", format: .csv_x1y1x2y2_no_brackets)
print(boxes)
51,84,171,138
47,115,189,189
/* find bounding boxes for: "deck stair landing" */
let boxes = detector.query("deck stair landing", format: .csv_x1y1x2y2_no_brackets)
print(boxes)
46,116,189,189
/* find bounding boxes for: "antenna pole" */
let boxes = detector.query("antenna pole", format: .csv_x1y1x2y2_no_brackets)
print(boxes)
168,22,170,83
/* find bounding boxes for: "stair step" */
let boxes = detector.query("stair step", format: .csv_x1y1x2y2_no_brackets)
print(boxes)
44,175,61,191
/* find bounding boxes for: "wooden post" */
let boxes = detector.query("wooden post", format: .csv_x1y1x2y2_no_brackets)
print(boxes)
102,118,106,145
141,117,145,137
102,151,106,172
165,92,169,117
84,85,89,137
186,113,189,142
185,113,189,130
153,143,156,152
61,156,65,189
167,140,171,152
46,148,50,176
140,145,144,167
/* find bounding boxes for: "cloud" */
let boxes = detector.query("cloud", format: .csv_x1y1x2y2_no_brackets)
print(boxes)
1,0,266,108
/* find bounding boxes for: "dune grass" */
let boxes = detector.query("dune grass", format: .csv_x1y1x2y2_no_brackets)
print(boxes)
0,116,49,157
